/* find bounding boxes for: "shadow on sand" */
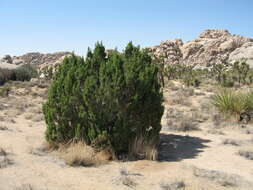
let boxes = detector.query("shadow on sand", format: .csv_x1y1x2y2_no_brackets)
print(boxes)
158,133,211,162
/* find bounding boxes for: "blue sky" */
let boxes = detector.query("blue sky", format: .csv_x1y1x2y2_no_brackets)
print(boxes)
0,0,252,56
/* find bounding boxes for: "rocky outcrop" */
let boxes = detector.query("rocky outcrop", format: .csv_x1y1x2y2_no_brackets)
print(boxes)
1,29,252,71
0,55,13,64
229,42,253,68
149,29,253,67
12,52,71,65
0,52,71,71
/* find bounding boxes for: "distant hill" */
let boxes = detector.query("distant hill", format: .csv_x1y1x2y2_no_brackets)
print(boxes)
148,29,253,68
1,29,253,71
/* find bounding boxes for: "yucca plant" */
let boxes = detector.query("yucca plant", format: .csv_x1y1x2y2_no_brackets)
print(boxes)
212,88,246,117
244,90,253,111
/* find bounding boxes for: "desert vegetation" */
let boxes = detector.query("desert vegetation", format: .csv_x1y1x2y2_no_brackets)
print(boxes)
157,59,253,88
1,42,253,189
0,64,38,85
43,42,164,161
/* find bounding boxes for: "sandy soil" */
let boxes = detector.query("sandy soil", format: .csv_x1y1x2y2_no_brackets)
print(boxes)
0,81,253,190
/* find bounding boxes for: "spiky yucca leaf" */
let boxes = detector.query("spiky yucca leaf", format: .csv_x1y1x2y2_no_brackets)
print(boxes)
212,89,246,116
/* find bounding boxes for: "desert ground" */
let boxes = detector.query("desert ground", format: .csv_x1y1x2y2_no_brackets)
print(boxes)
0,80,253,190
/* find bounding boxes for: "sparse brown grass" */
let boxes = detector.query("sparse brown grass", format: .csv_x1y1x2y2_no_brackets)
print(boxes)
24,113,33,120
160,179,186,190
206,129,225,135
0,86,11,97
222,139,241,146
245,128,253,134
129,135,158,160
13,184,34,190
238,150,253,160
0,147,13,168
0,125,8,130
13,184,52,190
193,167,252,187
112,168,138,188
58,141,105,167
166,109,199,132
170,87,194,106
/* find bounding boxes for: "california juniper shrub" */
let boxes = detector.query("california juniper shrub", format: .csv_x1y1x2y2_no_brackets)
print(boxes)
43,42,164,159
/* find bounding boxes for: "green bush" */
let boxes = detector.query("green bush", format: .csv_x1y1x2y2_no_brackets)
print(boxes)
14,64,38,81
0,69,16,85
43,42,164,158
0,86,11,97
0,65,38,86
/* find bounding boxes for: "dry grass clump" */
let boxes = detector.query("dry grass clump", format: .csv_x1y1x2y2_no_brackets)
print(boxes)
182,87,195,96
0,147,13,168
195,91,206,96
237,150,253,160
211,112,227,127
166,81,180,91
31,114,44,122
206,129,225,135
0,125,8,131
128,135,158,161
160,179,186,190
193,167,251,187
171,95,191,106
13,184,52,190
24,113,33,120
222,139,241,146
112,168,138,188
0,86,11,97
245,128,253,134
170,87,194,106
13,184,34,190
40,141,60,152
165,109,199,131
58,141,105,167
28,147,46,156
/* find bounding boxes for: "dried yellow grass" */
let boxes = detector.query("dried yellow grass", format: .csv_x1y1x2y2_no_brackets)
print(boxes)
58,141,107,167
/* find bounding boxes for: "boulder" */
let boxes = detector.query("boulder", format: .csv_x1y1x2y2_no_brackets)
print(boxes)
0,55,12,64
229,42,253,68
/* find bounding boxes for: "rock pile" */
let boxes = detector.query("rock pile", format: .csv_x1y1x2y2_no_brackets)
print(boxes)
148,29,253,68
1,29,253,70
0,52,71,71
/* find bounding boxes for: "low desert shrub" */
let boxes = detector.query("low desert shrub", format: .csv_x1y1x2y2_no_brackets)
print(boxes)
112,168,138,188
165,109,199,131
13,184,34,190
237,150,253,160
222,139,241,146
0,65,38,86
193,167,251,187
0,147,12,168
43,42,164,159
160,179,186,190
14,64,38,81
0,86,11,97
13,184,52,190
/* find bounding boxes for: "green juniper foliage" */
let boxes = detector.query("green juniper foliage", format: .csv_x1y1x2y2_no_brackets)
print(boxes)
43,42,164,156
